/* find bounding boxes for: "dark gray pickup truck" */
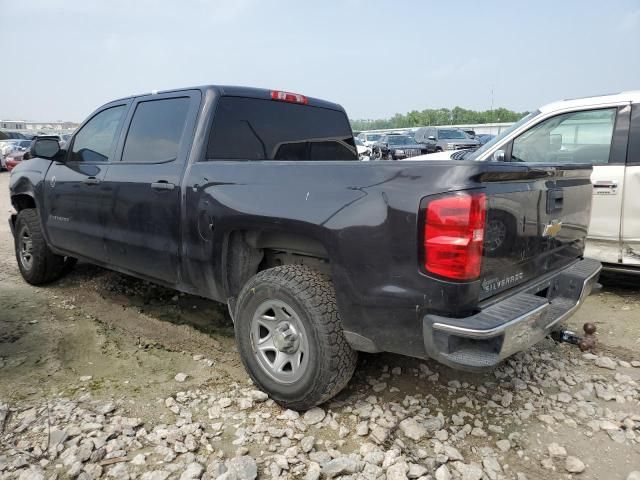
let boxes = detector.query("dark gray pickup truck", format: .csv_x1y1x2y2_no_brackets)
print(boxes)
9,85,600,409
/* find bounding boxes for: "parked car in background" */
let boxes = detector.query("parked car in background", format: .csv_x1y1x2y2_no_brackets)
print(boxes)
409,91,640,274
5,136,61,171
0,131,28,140
1,139,31,156
1,139,31,170
357,132,383,147
5,150,26,171
59,134,72,147
403,131,416,140
354,137,371,160
372,133,432,160
462,129,476,138
476,134,496,145
414,126,480,152
8,84,599,408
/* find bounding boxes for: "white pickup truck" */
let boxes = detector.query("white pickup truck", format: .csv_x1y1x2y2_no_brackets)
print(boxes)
410,91,640,274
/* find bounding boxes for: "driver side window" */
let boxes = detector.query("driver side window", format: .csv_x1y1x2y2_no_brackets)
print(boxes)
511,108,617,164
70,105,126,163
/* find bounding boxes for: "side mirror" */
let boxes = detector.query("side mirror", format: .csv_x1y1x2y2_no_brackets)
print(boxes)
492,149,506,162
427,136,436,141
33,138,61,160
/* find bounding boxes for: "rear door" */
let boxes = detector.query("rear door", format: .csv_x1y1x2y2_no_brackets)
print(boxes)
585,104,631,263
620,103,640,267
101,91,200,284
479,105,622,299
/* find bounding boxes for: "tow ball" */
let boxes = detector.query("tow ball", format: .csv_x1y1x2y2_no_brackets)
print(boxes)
551,323,597,352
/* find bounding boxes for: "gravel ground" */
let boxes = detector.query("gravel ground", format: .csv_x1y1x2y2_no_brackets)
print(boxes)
0,170,639,480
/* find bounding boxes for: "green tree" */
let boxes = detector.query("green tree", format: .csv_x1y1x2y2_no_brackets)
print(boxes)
351,106,528,132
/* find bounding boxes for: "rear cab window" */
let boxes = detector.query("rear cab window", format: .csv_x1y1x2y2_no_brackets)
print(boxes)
206,96,357,161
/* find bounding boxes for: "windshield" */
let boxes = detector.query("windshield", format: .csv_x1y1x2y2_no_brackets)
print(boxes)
387,135,413,145
354,138,364,146
466,110,540,160
438,129,467,140
366,134,382,141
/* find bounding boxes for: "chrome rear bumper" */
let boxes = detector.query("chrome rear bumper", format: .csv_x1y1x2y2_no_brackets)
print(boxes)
422,258,602,370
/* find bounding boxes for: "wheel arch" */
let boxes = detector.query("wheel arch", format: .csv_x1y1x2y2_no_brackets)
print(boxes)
9,192,38,233
222,229,331,299
11,192,37,212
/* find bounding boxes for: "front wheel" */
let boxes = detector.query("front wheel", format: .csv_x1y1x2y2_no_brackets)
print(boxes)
14,209,76,285
234,265,357,410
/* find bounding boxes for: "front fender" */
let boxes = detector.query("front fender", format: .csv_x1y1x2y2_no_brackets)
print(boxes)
9,158,54,245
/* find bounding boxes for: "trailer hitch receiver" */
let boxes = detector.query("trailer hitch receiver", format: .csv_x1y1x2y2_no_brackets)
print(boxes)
551,323,597,352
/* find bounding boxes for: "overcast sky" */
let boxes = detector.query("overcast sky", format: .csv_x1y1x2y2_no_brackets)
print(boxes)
1,0,639,122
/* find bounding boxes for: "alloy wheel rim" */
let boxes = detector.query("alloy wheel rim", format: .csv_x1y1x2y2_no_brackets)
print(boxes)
250,299,309,384
19,226,34,270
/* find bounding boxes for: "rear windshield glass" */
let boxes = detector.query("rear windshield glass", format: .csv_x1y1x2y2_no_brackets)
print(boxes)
206,97,357,161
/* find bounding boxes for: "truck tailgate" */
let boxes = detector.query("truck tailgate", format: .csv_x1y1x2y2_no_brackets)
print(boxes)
479,164,593,300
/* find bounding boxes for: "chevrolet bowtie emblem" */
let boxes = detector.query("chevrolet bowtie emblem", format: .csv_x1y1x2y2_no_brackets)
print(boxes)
543,220,563,238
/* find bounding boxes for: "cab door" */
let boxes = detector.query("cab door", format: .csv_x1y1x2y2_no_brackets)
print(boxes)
43,102,129,262
101,91,200,285
585,104,631,264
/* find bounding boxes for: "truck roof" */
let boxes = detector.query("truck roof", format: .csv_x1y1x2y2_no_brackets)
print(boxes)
540,90,640,114
109,85,346,113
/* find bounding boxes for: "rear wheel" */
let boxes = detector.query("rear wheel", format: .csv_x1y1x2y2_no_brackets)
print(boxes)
14,209,76,285
234,265,357,410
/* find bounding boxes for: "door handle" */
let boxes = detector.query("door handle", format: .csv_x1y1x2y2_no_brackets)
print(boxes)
151,181,175,191
83,177,100,185
546,188,564,213
593,181,618,189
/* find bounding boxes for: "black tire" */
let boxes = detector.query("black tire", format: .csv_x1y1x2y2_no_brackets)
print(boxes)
14,209,76,285
234,265,357,410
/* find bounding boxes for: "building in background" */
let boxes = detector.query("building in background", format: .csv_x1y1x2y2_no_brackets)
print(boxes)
1,120,27,130
1,119,79,136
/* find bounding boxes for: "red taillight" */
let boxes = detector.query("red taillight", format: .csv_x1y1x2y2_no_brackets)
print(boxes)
270,90,308,104
423,192,486,281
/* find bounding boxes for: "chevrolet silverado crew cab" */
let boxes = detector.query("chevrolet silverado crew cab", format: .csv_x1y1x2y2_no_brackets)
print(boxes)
9,85,600,409
412,91,640,276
